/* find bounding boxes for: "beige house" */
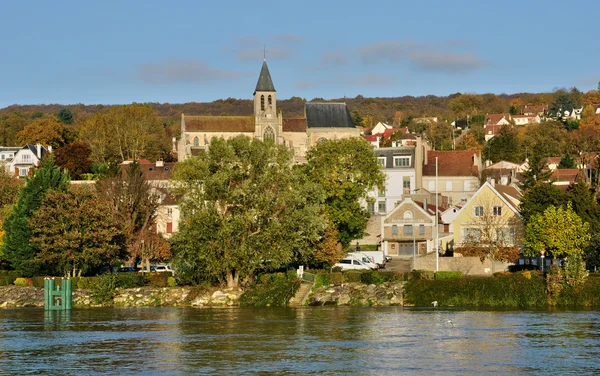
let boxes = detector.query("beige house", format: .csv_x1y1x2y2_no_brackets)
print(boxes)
381,197,437,257
178,60,360,163
422,150,482,205
450,181,522,250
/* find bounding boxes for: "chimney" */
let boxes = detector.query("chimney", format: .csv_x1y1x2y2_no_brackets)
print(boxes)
36,144,41,159
172,137,177,152
490,178,495,187
156,160,164,167
415,136,423,191
48,145,52,153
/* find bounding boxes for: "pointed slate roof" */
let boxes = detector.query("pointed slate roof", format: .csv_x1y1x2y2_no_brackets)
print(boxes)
254,60,276,94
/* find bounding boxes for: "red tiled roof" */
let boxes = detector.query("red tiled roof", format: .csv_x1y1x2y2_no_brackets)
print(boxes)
282,118,307,132
551,168,582,182
423,150,481,177
185,116,255,132
485,113,511,125
120,161,175,181
523,105,547,114
363,134,378,142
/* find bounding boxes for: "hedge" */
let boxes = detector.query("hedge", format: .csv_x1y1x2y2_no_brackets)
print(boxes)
404,271,548,308
434,271,463,279
240,272,300,307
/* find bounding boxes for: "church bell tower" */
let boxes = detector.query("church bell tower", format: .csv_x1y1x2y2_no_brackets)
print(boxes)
254,60,282,142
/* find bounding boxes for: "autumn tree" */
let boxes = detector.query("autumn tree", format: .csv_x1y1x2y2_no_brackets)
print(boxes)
2,157,70,276
96,161,159,265
0,112,28,145
17,117,71,148
312,223,345,268
54,142,93,179
171,136,326,287
523,203,590,259
79,103,168,163
0,170,22,261
29,186,127,277
456,132,483,150
305,137,385,248
447,94,483,119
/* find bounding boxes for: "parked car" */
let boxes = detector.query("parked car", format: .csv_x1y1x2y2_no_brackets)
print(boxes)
117,266,137,273
155,265,174,274
334,258,372,271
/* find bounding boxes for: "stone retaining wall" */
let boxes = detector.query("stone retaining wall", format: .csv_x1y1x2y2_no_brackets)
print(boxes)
307,282,404,306
0,286,243,308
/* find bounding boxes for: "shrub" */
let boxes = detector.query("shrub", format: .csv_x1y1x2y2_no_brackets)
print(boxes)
360,271,386,285
379,271,403,282
13,277,29,287
435,271,463,280
31,277,45,288
239,273,300,307
116,273,149,288
314,272,330,288
330,272,343,285
404,272,547,308
0,271,19,286
343,271,363,283
90,273,117,305
167,277,177,287
410,270,435,280
149,273,169,288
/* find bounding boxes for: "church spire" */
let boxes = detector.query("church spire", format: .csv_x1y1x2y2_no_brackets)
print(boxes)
254,60,276,95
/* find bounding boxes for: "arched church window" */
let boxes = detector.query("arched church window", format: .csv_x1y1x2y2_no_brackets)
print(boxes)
268,95,272,106
193,136,199,146
260,95,265,111
264,126,275,142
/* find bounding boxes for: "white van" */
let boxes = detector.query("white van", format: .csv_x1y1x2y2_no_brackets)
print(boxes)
345,253,378,270
334,258,372,271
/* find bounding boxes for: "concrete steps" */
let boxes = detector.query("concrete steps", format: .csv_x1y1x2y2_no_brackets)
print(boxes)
288,281,313,307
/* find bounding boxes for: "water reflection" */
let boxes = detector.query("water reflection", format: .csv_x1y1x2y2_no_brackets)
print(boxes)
0,307,599,374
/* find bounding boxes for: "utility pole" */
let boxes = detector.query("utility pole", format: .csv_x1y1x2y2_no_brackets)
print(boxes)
435,156,439,272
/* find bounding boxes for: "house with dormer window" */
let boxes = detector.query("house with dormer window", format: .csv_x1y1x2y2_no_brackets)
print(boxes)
8,144,48,177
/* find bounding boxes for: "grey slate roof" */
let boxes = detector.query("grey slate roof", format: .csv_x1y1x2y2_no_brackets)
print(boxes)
305,103,356,128
254,60,276,94
374,147,415,168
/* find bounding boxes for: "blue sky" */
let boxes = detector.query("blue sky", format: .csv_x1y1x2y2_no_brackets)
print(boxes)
0,0,598,108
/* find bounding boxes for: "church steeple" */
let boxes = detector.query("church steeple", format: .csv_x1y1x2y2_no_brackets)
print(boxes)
254,60,276,95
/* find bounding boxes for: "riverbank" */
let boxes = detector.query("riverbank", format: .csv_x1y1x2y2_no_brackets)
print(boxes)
0,286,243,308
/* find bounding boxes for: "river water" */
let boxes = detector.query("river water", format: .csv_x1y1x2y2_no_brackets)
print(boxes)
0,307,599,375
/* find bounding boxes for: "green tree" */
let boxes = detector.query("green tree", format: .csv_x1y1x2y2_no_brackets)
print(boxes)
523,203,590,259
558,151,576,168
305,137,385,248
2,157,70,276
566,182,600,233
29,186,126,277
171,136,326,288
551,92,580,120
519,182,568,222
519,153,552,191
56,108,74,124
447,94,483,119
484,124,522,163
0,112,28,146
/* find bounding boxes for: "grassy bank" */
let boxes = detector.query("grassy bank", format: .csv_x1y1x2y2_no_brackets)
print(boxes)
404,271,600,308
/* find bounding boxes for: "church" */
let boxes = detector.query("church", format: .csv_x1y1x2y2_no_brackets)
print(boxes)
177,60,360,162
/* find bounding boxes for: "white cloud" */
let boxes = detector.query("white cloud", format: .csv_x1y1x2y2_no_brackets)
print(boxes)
139,59,241,85
408,51,486,73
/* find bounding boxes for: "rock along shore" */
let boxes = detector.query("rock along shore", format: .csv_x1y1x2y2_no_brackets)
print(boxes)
0,282,405,308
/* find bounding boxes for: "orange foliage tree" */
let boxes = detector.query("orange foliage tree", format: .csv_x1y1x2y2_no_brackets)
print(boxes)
17,117,70,148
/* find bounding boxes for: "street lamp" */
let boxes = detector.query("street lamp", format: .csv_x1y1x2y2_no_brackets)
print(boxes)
540,249,545,272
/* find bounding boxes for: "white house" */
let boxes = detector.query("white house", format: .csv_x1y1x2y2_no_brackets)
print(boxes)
9,144,49,177
371,121,392,135
367,146,417,215
512,114,541,126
